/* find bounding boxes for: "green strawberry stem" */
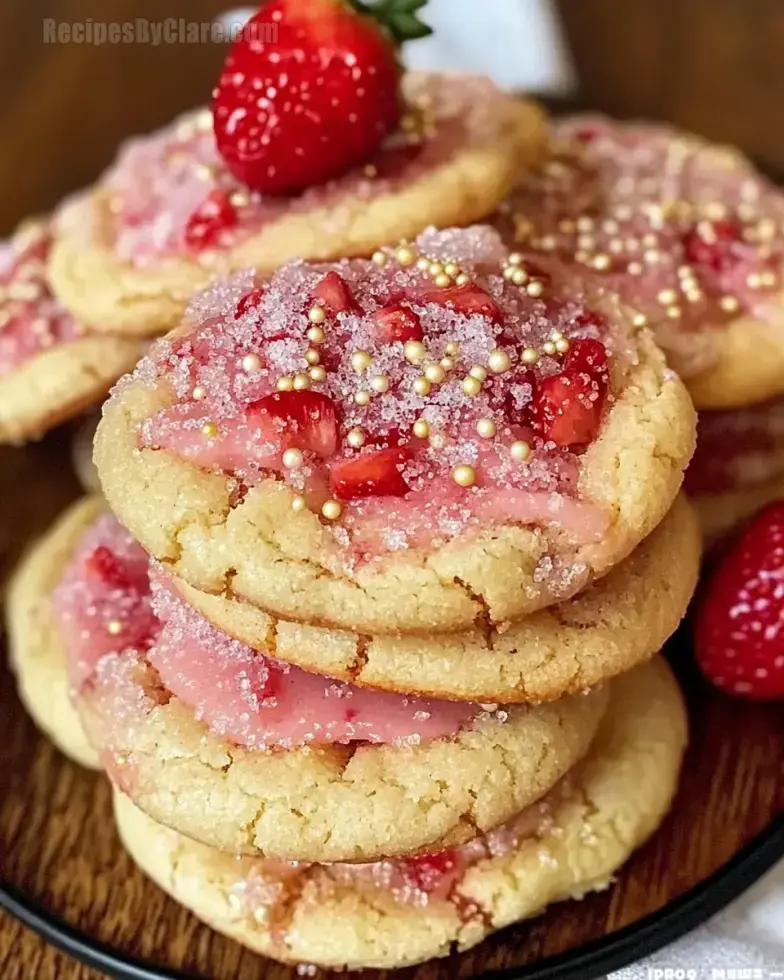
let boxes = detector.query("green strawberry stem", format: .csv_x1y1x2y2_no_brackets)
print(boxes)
349,0,432,44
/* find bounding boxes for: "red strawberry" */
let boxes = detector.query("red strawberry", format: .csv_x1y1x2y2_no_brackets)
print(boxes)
234,286,266,319
247,390,339,458
402,850,458,893
533,338,609,448
330,445,410,499
184,189,238,250
694,501,784,700
312,271,361,315
212,0,431,194
681,219,744,273
85,547,135,591
370,303,423,343
416,282,503,323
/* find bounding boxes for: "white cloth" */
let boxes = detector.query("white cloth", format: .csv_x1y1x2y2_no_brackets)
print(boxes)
215,2,783,971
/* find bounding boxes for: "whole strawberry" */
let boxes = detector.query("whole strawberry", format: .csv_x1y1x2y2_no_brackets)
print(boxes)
213,0,430,194
694,500,784,700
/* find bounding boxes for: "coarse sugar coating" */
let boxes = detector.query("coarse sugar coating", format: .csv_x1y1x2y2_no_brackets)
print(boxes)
173,493,700,702
114,657,687,971
495,116,784,410
46,497,607,861
49,73,546,335
0,219,144,444
96,225,696,633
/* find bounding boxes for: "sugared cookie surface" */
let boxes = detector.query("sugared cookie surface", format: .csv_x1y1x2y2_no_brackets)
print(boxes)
96,225,695,634
114,657,687,971
496,116,784,409
50,73,544,336
0,219,142,443
53,499,607,861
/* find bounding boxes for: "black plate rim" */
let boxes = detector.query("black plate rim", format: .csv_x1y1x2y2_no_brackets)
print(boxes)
1,812,782,980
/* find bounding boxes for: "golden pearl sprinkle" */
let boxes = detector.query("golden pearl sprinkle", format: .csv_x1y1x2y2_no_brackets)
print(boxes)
452,464,477,487
321,499,343,521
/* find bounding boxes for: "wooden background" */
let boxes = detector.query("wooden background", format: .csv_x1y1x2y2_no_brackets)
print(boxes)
2,1,784,976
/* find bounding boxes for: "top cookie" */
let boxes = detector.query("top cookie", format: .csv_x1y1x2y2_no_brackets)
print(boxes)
494,117,784,410
49,73,545,337
96,225,695,635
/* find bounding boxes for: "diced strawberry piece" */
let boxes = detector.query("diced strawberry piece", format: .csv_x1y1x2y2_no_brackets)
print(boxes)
183,189,238,250
330,445,411,500
370,303,423,343
85,546,135,591
494,366,537,421
247,390,339,458
682,219,744,273
533,339,609,448
234,286,266,319
694,500,784,700
402,850,458,893
416,282,503,323
570,311,606,333
312,272,361,316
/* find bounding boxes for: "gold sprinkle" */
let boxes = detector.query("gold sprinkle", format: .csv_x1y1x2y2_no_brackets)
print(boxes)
308,306,326,324
424,363,445,384
371,250,387,266
309,366,326,382
657,288,678,305
511,268,528,286
455,273,470,286
440,356,455,371
521,347,539,365
304,348,320,365
444,262,460,278
555,338,570,354
508,252,523,266
510,440,531,462
592,254,611,271
747,272,763,289
542,341,557,356
354,390,371,405
665,306,682,320
192,385,206,400
107,619,123,636
416,257,430,271
346,427,366,448
444,342,460,356
488,350,511,374
720,295,740,313
321,500,343,521
404,340,426,364
452,464,476,487
526,281,544,297
293,373,310,390
469,364,488,382
627,262,643,275
282,448,304,469
201,421,218,439
370,374,389,393
395,245,415,266
351,350,372,373
413,419,430,439
476,418,496,439
428,261,444,277
306,325,325,344
242,353,262,372
291,494,308,513
429,432,446,449
632,313,648,329
413,376,432,396
277,376,294,391
462,376,482,397
433,273,452,288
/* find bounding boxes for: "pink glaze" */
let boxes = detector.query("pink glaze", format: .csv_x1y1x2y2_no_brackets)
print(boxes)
55,513,477,750
0,223,84,376
147,569,476,748
99,75,509,265
52,513,158,690
496,117,784,379
685,398,784,494
133,226,634,563
233,780,566,918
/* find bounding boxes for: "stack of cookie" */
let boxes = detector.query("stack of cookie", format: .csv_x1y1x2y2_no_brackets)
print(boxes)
493,116,784,545
9,219,698,970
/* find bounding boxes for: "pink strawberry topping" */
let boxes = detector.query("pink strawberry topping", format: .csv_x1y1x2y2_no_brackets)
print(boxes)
685,398,784,495
0,221,84,376
55,513,477,748
135,226,639,563
495,117,784,381
95,74,512,267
